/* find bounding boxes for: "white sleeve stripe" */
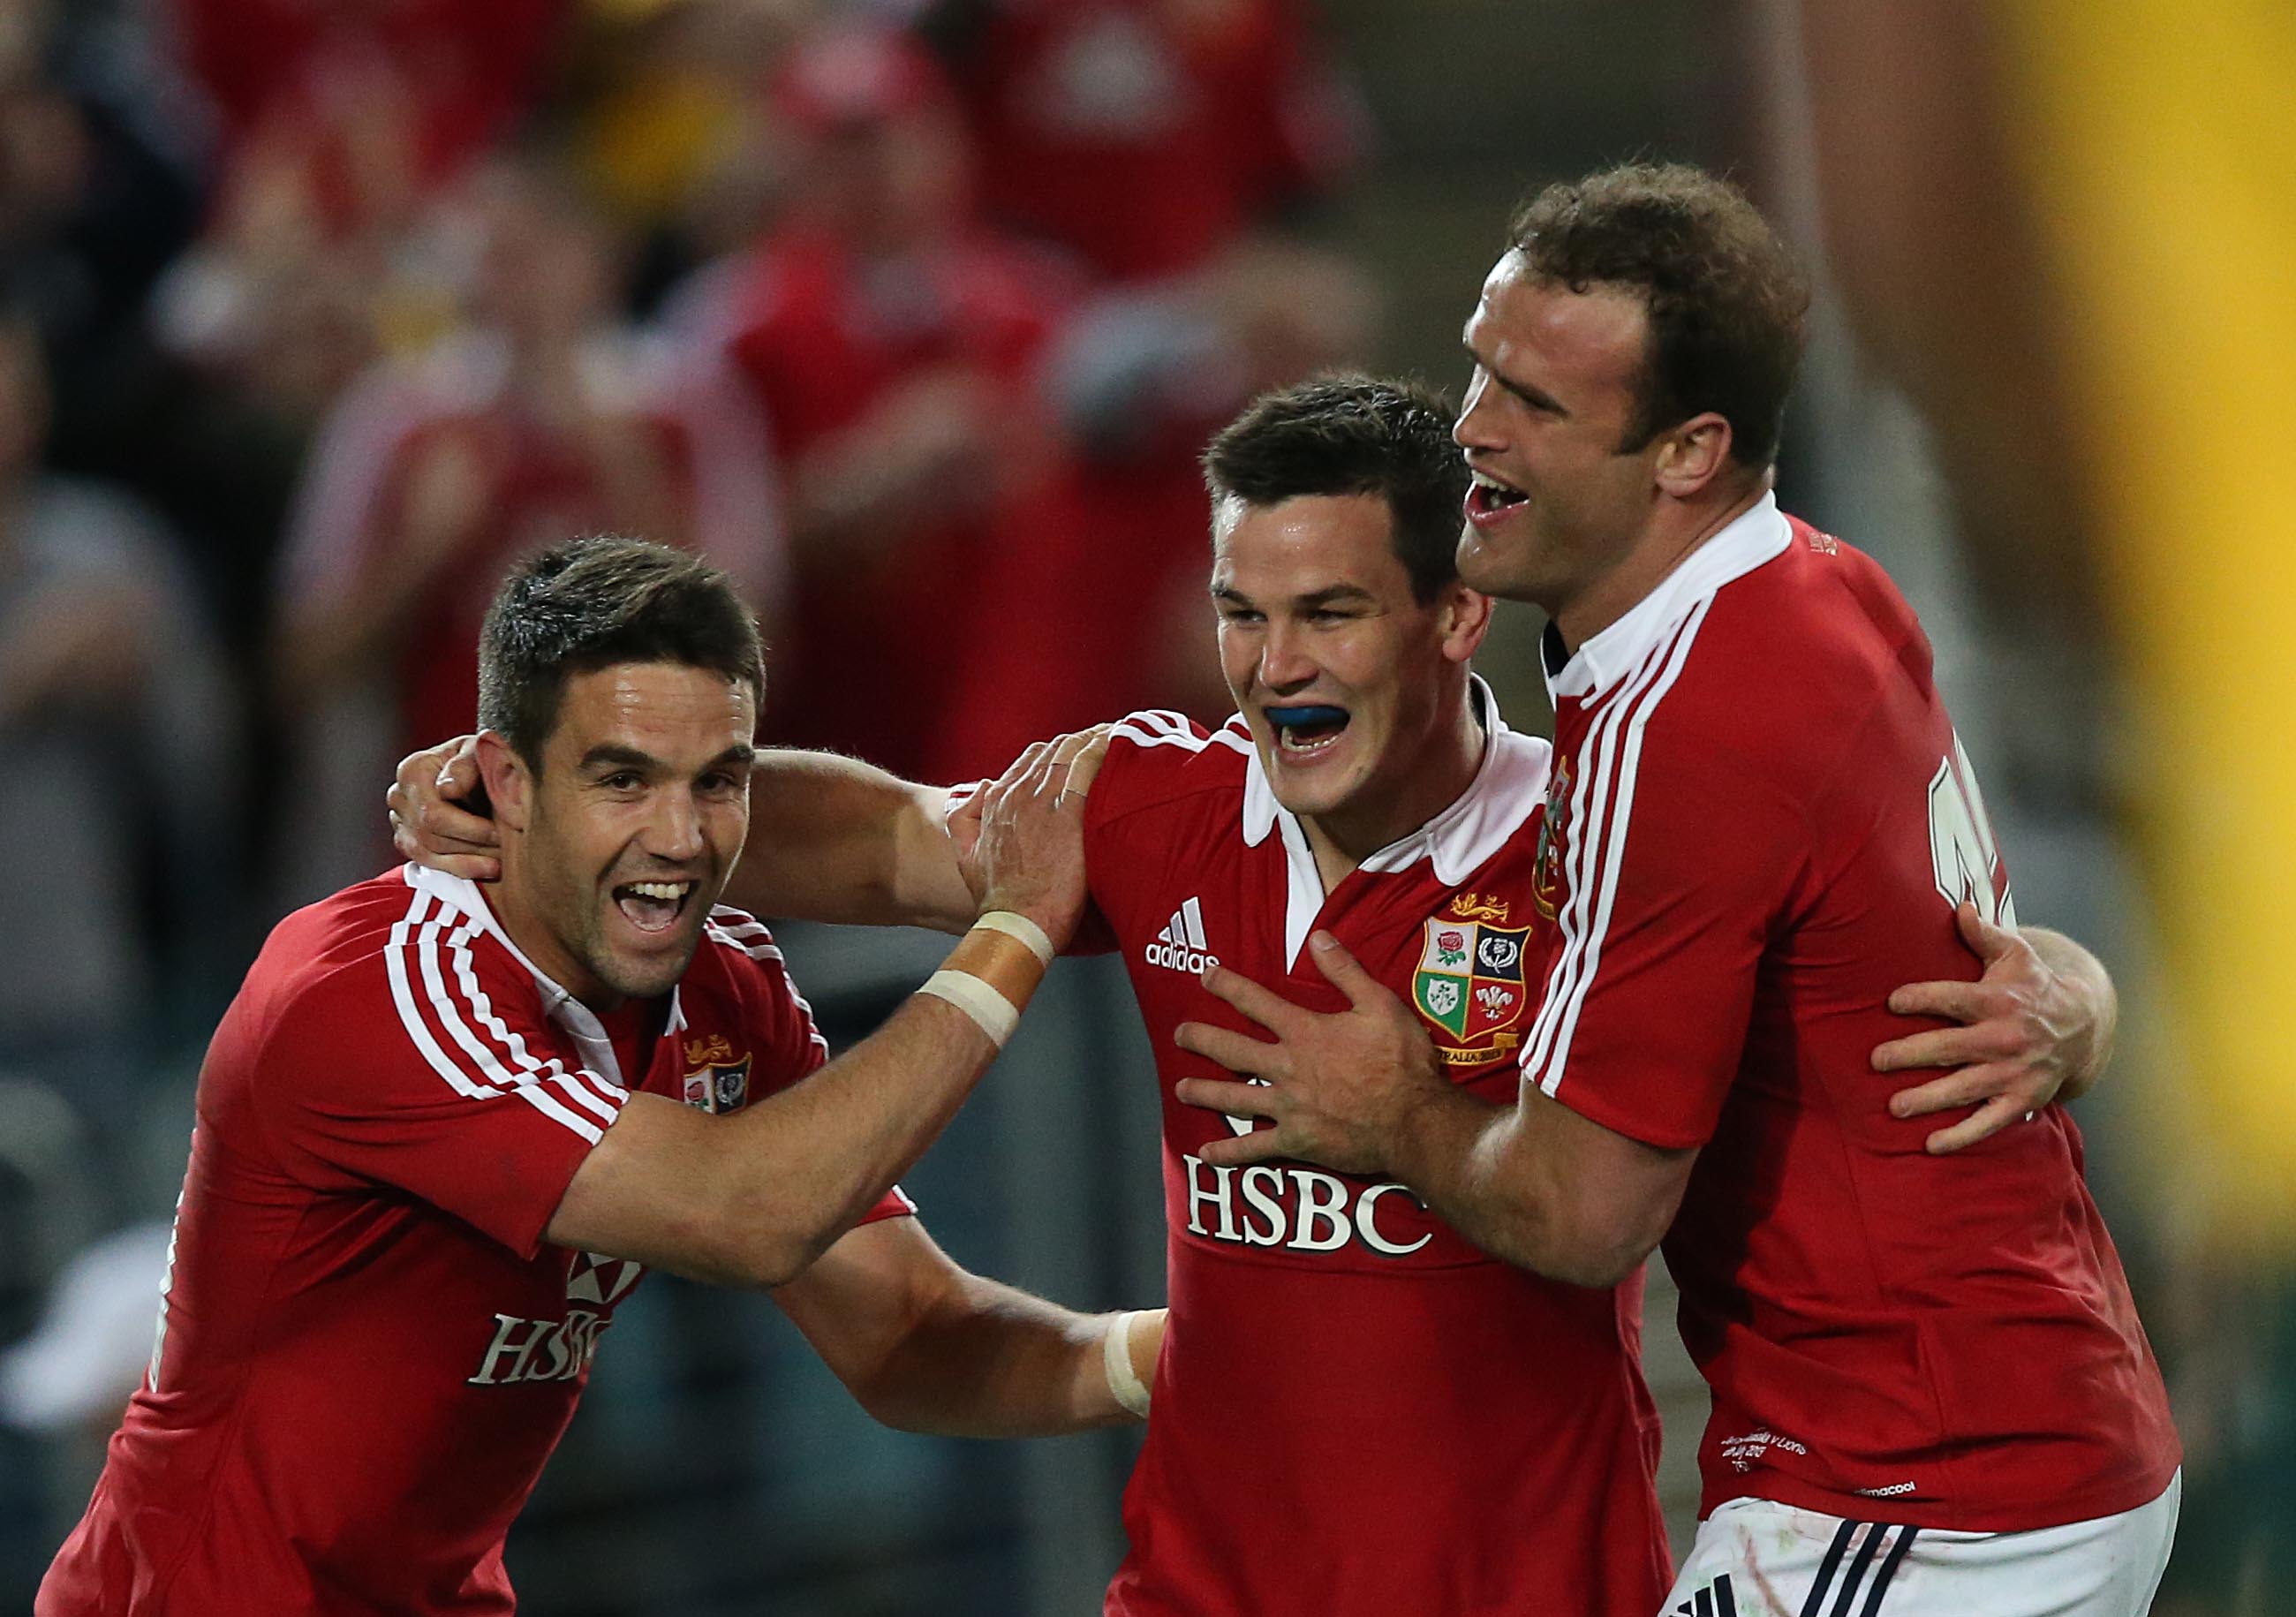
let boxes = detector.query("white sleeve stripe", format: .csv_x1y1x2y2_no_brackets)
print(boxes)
381,888,612,1145
1519,612,1686,1080
704,923,830,1055
1109,721,1210,751
441,926,625,1120
419,925,611,1137
1524,601,1713,1097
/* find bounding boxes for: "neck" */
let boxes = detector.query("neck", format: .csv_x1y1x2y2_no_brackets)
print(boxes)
1298,685,1486,893
485,860,626,1014
1550,474,1769,655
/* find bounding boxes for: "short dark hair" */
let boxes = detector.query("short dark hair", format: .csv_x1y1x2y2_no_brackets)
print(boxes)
477,535,765,764
1508,162,1809,468
1202,374,1468,603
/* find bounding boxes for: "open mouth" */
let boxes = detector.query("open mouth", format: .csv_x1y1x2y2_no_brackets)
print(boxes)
1265,704,1351,761
613,879,698,935
1465,467,1529,523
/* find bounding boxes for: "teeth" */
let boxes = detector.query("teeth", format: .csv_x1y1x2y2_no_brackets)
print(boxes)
1472,470,1525,500
627,881,689,900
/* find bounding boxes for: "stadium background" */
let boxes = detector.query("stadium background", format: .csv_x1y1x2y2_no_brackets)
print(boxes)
0,0,2286,1612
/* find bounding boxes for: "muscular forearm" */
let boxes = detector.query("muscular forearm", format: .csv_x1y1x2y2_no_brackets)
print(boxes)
2020,926,2117,1100
860,1281,1145,1437
707,998,996,1285
725,752,974,931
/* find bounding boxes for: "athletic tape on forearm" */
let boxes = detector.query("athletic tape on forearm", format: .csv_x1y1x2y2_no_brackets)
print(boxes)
1103,1311,1152,1418
974,909,1055,965
918,971,1019,1048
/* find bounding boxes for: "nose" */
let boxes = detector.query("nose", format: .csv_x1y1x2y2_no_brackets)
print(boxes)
1454,369,1502,452
645,788,707,865
1258,620,1318,693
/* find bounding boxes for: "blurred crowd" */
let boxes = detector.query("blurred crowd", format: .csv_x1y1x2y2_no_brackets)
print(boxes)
0,0,1376,1114
0,0,1375,1588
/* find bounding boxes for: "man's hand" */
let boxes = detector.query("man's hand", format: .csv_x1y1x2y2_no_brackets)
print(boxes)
389,735,500,881
970,728,1106,951
1872,903,2110,1154
950,725,1109,909
1172,931,1450,1177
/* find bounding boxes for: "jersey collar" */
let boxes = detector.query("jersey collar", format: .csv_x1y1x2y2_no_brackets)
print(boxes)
1242,676,1553,966
1541,491,1791,702
398,864,687,1087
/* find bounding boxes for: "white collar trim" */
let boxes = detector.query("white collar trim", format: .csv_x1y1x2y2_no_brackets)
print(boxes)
398,864,685,1086
1241,677,1554,967
1544,492,1791,700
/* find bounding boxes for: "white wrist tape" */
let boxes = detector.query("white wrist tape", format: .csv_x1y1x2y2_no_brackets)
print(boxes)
1102,1310,1152,1418
918,970,1019,1048
974,909,1055,965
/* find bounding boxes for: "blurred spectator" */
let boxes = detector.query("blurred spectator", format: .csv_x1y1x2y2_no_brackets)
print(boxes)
675,20,1085,782
0,312,237,1056
163,0,570,220
270,152,778,898
956,234,1378,736
908,0,1366,282
0,0,203,483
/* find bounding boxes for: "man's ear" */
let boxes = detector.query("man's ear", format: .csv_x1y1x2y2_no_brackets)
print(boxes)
1439,584,1495,666
1654,412,1733,498
474,731,534,835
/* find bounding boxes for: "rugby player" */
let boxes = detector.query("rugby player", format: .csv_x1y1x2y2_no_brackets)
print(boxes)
1174,168,2179,1616
395,382,2119,1613
41,538,1159,1617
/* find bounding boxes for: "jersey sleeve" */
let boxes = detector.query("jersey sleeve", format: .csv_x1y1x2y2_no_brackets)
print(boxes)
1521,717,1809,1152
706,911,915,1223
256,951,628,1260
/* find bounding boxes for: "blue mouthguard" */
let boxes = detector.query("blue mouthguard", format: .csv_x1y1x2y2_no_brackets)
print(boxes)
1265,706,1350,731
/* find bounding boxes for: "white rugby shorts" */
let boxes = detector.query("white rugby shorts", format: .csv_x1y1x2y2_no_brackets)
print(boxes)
1660,1471,2180,1617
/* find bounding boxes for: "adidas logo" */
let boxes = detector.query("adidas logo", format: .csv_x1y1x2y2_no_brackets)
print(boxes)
1672,1572,1738,1617
1143,896,1219,974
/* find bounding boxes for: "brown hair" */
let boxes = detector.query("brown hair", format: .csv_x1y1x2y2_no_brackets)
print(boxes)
478,536,765,764
1203,374,1469,604
1509,162,1809,467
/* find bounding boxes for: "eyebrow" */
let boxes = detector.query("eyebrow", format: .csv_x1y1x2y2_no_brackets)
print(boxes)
1463,337,1570,417
1212,584,1378,610
577,742,757,774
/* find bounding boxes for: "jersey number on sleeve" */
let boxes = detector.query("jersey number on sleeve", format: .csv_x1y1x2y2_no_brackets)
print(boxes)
1927,733,2017,928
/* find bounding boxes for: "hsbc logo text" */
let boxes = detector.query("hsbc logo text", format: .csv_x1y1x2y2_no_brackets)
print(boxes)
466,1309,611,1386
1144,895,1218,975
1183,1154,1431,1257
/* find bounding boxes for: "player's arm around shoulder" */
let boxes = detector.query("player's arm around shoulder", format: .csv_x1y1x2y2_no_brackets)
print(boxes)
773,1217,1162,1436
543,731,1106,1290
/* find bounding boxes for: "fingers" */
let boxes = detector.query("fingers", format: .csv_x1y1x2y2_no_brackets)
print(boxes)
1956,900,2021,965
1884,978,2005,1026
1174,1077,1279,1121
1871,1018,2020,1072
1173,1019,1283,1076
1305,931,1386,1011
1889,1064,2022,1119
1197,963,1308,1038
1057,724,1113,800
1923,1093,2038,1155
1193,1130,1293,1168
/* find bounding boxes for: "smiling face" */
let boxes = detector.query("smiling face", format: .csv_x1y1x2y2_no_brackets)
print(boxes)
1454,251,1667,616
1212,492,1489,856
485,661,757,1009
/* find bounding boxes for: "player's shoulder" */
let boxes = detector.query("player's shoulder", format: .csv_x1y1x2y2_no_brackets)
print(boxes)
249,865,546,1055
695,904,797,988
1095,708,1257,817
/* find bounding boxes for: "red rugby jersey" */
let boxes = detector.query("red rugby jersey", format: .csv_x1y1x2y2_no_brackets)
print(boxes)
1082,696,1670,1617
1522,495,2178,1529
39,865,909,1616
